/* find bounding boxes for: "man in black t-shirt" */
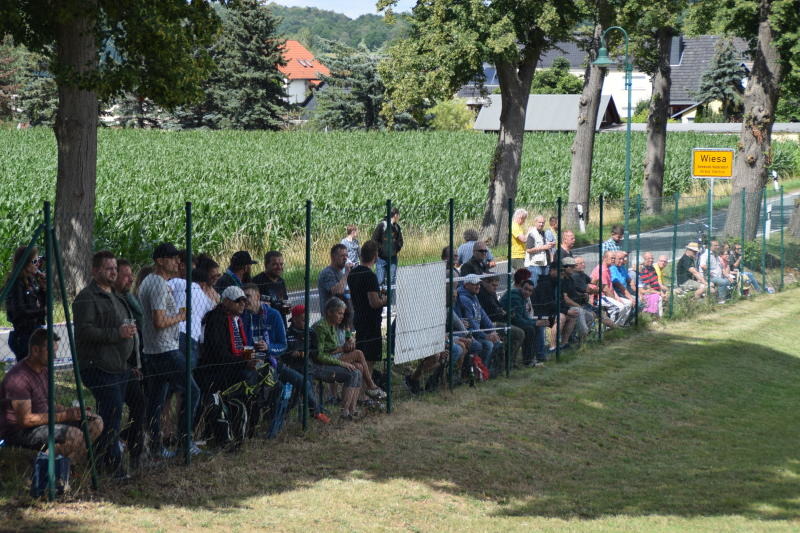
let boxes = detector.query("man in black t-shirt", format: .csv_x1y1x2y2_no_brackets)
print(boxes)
253,251,290,323
459,242,492,277
348,240,387,363
676,242,706,299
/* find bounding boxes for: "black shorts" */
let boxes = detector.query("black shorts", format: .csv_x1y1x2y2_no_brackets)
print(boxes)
4,421,82,450
355,324,383,362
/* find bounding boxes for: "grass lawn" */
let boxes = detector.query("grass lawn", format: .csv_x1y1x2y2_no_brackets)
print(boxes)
3,289,800,532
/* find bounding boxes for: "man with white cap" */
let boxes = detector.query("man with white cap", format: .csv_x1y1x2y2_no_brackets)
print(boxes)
676,242,708,299
455,274,502,373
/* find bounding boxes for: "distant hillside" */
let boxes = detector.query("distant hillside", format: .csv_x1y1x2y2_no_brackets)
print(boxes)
268,3,409,51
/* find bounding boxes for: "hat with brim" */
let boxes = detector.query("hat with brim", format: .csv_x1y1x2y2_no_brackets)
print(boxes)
686,242,700,252
221,286,247,302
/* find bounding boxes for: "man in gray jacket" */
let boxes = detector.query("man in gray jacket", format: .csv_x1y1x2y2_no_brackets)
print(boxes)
73,250,143,477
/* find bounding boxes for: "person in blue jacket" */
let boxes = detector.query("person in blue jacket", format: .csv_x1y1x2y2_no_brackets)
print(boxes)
455,274,502,370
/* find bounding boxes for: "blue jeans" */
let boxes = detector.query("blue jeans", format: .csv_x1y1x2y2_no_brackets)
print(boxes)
742,271,762,292
81,367,130,469
376,257,398,287
711,277,731,300
474,338,497,369
536,326,548,361
178,333,199,369
527,266,547,288
278,364,322,415
143,350,200,449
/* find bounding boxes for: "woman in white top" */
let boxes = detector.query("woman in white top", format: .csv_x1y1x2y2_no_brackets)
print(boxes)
524,215,554,287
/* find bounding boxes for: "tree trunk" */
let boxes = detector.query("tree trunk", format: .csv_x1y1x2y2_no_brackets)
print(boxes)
480,50,540,244
789,198,800,238
723,0,781,240
642,28,671,215
54,6,98,296
566,22,606,230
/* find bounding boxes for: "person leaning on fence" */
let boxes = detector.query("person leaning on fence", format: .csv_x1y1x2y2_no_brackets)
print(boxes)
510,209,528,270
372,207,403,287
455,274,502,372
524,215,553,287
0,329,103,464
459,241,492,277
457,229,496,269
5,246,46,362
341,225,361,267
676,242,708,300
348,240,387,369
215,251,257,293
252,251,291,325
138,242,201,458
699,240,731,304
72,251,146,477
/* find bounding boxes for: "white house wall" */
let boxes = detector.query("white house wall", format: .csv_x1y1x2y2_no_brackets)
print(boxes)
285,79,310,105
568,68,651,119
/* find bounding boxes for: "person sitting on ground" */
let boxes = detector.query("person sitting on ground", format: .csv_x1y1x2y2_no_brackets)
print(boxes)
241,286,328,423
727,243,762,293
459,240,492,277
590,251,631,326
73,251,142,477
510,209,528,270
455,274,502,371
0,329,103,464
602,225,624,253
197,286,258,394
524,215,553,287
313,298,380,418
252,251,291,324
347,240,387,369
457,229,496,268
676,242,708,300
699,240,730,303
500,276,549,367
341,225,361,267
5,246,46,362
553,230,575,264
215,251,257,293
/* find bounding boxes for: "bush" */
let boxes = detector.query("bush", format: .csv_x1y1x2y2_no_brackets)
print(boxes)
429,99,474,131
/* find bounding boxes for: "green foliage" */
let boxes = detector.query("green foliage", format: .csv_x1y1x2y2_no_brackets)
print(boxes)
694,39,746,120
429,99,474,131
268,3,410,52
0,35,20,121
530,57,583,94
311,40,385,130
619,0,687,75
15,53,58,127
631,98,649,123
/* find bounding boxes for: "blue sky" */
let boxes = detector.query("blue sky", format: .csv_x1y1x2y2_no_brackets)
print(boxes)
270,0,415,18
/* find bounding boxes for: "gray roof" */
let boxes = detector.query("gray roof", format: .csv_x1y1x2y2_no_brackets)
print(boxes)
473,94,621,132
602,122,800,134
670,36,750,105
537,41,587,70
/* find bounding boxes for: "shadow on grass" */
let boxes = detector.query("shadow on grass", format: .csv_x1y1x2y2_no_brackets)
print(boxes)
5,330,800,523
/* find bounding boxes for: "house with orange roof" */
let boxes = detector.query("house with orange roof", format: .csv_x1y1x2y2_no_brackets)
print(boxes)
278,39,330,105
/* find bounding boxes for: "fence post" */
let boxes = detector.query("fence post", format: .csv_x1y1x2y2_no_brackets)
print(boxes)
447,199,454,390
184,202,193,464
761,188,767,291
597,195,603,342
505,197,513,376
740,189,746,269
634,195,641,326
555,198,562,361
780,186,784,291
44,202,56,501
706,188,712,301
385,199,393,414
668,192,679,318
302,200,311,430
50,228,98,489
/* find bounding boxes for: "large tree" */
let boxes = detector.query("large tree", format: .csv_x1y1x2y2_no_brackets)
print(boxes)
692,0,800,239
621,0,686,215
378,0,581,242
566,0,616,231
0,1,219,292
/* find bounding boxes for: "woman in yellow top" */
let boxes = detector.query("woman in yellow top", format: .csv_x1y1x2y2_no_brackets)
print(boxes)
511,208,528,269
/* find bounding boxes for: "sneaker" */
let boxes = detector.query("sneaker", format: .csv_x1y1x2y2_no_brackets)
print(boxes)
178,442,204,457
313,412,331,424
340,410,353,421
404,376,421,395
717,299,727,305
366,387,387,400
152,447,176,460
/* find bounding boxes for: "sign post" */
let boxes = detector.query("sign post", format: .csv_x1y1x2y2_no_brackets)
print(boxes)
691,148,735,237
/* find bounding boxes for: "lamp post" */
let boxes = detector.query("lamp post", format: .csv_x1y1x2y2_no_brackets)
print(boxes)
594,26,633,253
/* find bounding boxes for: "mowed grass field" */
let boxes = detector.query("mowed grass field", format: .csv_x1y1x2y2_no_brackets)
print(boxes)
2,289,800,531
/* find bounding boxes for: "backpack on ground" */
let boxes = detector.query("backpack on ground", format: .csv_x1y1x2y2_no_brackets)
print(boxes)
207,391,249,449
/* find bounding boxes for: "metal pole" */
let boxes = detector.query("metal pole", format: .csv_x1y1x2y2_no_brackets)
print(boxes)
505,197,513,375
385,200,393,414
761,188,767,291
623,43,632,254
447,199,454,389
668,192,679,318
634,195,641,326
44,202,56,501
740,189,746,270
50,228,98,490
597,195,603,342
780,186,784,291
706,187,712,301
302,200,311,430
555,198,562,361
184,202,193,465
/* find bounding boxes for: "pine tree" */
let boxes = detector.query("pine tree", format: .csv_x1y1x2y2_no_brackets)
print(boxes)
694,39,747,120
16,52,58,127
0,35,21,121
312,40,386,130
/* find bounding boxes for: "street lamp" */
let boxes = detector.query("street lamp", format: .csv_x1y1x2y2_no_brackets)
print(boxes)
594,26,633,253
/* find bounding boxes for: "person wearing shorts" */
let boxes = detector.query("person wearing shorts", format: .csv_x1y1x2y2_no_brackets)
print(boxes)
347,240,386,365
0,329,103,463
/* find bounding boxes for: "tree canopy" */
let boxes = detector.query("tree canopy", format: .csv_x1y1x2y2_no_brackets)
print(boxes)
530,57,583,94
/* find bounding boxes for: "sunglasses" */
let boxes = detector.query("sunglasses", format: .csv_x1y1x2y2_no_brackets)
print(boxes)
474,249,488,253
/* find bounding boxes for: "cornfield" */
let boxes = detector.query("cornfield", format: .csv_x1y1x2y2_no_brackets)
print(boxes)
1,128,798,269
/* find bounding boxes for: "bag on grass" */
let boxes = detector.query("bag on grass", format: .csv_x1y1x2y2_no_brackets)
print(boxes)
472,355,490,382
208,391,249,448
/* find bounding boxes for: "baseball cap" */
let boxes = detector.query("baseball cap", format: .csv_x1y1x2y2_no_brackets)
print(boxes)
291,304,305,318
231,251,257,268
152,242,180,260
221,286,247,302
463,274,481,285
